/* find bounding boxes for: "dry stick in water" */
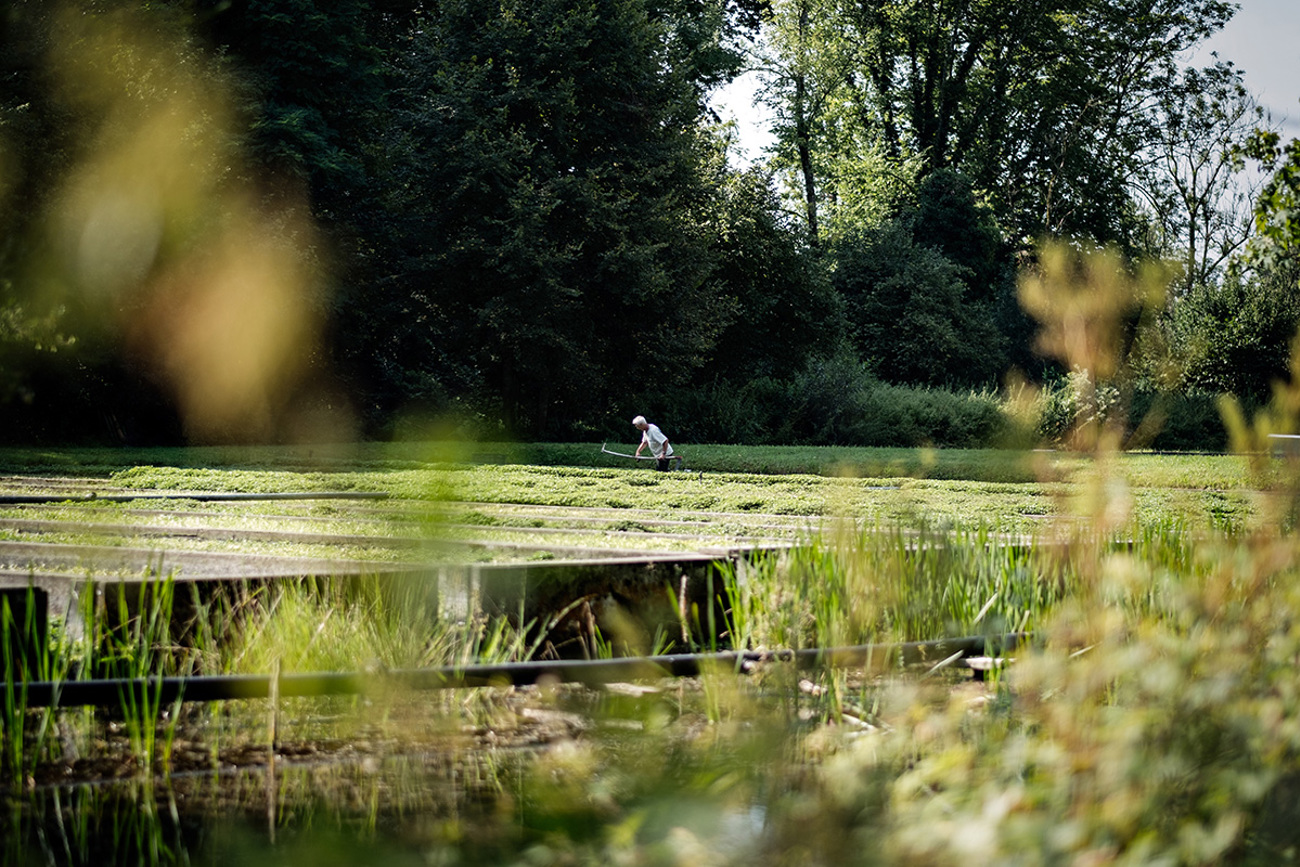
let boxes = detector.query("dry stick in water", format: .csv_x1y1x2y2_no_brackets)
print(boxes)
679,575,690,644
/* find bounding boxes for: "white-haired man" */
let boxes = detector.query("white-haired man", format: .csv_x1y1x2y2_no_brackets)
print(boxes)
632,415,674,471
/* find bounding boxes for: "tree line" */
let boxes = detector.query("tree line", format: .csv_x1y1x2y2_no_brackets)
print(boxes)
1,0,1298,446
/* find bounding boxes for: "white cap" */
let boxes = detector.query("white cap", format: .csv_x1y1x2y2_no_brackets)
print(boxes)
632,415,646,426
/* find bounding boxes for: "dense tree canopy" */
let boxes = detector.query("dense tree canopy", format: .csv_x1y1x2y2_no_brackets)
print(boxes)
357,0,735,436
1168,261,1300,402
764,0,1238,245
698,166,844,384
0,0,1292,446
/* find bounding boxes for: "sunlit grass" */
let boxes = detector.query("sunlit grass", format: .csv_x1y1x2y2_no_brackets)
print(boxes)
0,441,1254,482
3,457,1234,537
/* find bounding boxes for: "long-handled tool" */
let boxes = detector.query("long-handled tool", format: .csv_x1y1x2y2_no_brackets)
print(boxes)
601,444,683,463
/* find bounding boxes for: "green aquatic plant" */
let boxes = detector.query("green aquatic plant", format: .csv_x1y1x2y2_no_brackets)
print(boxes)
716,523,1068,657
2,590,38,785
93,573,192,773
0,584,81,787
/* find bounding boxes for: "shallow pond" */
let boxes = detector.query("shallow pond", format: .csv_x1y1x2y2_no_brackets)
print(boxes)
3,680,802,866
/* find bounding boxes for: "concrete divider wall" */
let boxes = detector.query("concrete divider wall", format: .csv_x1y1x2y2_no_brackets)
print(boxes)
2,550,762,663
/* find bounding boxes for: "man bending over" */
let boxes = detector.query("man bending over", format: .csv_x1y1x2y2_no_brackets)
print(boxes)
632,416,674,472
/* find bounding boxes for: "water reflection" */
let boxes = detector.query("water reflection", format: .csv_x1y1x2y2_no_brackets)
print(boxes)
7,750,523,866
5,721,777,866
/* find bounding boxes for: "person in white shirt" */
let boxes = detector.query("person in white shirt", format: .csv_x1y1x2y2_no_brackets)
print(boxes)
632,415,674,471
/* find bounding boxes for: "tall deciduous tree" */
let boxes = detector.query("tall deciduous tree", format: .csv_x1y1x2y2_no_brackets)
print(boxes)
759,0,849,247
764,0,1236,246
1137,62,1266,295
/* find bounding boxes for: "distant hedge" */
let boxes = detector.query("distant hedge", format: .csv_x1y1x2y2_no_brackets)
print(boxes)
642,364,1232,452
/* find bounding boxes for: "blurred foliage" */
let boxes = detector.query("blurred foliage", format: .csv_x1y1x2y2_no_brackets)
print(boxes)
9,492,1300,863
0,1,340,444
1019,242,1173,453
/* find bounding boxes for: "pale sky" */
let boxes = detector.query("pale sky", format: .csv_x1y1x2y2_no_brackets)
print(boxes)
1193,0,1300,140
713,0,1300,163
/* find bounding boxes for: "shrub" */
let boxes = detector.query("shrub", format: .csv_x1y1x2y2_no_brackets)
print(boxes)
1129,388,1233,451
657,360,1234,453
663,360,1013,449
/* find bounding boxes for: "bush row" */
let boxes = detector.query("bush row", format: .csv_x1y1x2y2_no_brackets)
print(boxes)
641,360,1234,451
